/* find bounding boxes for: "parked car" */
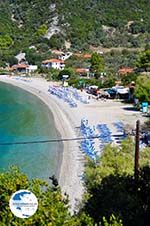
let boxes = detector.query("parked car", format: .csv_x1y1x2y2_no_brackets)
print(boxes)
141,132,150,147
103,88,116,99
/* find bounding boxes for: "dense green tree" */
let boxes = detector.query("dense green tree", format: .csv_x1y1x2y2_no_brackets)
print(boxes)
121,73,139,86
36,24,48,37
0,50,18,67
145,43,150,51
6,55,18,66
25,49,43,65
128,21,146,34
38,66,50,74
83,167,150,226
136,49,150,71
46,68,60,81
135,75,150,102
0,35,13,49
137,166,150,223
0,166,74,226
103,75,116,88
58,67,76,80
37,42,49,52
82,137,150,226
90,53,105,79
49,34,65,50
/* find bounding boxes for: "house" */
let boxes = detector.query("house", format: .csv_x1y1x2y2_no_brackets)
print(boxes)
10,64,37,74
58,52,73,61
51,50,72,61
42,59,65,70
10,64,28,73
118,67,134,75
75,68,90,77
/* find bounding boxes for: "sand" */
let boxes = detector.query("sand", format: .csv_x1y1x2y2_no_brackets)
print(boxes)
0,75,145,213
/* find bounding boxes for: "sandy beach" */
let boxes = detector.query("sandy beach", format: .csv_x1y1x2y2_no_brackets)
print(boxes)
0,75,145,212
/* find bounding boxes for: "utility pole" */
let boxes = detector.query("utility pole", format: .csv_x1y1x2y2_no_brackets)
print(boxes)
134,120,140,180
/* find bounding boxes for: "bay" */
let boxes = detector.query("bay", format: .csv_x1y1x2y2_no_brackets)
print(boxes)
0,82,61,181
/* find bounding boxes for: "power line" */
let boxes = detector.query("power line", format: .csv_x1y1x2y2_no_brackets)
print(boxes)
0,135,100,146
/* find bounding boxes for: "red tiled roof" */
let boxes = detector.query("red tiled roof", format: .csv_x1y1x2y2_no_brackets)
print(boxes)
73,53,91,58
75,68,89,73
42,59,64,64
118,67,134,75
11,64,29,70
83,54,92,58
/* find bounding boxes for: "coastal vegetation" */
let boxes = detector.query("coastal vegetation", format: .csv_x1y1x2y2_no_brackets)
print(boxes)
82,138,150,226
0,138,149,225
0,166,75,226
0,166,122,225
135,75,150,102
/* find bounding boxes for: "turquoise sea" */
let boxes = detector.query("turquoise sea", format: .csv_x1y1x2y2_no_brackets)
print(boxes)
0,81,62,181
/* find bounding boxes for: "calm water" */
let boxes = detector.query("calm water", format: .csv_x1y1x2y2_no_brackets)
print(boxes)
0,82,61,180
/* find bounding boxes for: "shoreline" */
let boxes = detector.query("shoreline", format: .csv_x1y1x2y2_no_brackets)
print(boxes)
0,76,84,212
0,78,64,181
0,75,145,212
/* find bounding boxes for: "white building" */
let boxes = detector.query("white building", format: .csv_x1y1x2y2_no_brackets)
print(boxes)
10,64,38,74
42,59,65,70
58,52,73,61
27,65,38,73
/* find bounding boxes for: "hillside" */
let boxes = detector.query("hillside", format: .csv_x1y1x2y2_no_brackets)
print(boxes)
0,0,150,66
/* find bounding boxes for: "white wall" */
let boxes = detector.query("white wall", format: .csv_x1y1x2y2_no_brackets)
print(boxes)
42,62,65,70
27,65,38,73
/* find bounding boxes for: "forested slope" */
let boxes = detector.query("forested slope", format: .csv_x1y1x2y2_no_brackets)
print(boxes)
0,0,150,65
